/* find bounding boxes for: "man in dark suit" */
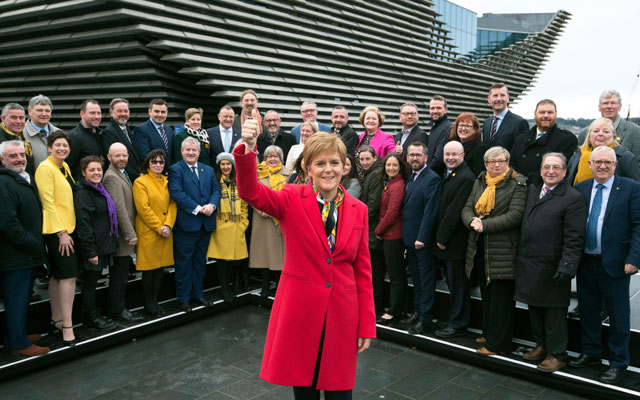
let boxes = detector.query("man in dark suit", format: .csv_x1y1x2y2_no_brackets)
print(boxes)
516,153,586,373
425,96,451,173
401,141,442,334
570,146,640,384
168,137,221,311
134,98,174,164
291,101,331,143
483,83,530,151
394,103,428,157
1,103,35,176
67,99,104,179
256,110,296,162
0,140,49,356
330,106,358,155
511,99,577,184
207,105,242,165
102,98,141,181
432,141,475,339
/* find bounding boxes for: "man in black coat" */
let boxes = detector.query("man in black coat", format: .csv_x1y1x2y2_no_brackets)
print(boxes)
67,99,105,180
0,140,49,356
483,83,530,150
426,96,451,174
432,141,476,338
1,103,35,176
101,98,141,181
515,152,586,373
510,99,577,184
256,110,296,162
394,103,428,157
330,106,358,155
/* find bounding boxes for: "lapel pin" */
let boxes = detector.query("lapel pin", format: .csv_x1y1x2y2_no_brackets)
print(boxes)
452,173,456,177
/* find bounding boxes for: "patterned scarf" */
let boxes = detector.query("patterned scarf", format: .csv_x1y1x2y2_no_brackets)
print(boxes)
219,176,242,222
88,180,119,237
475,168,509,216
313,185,344,252
1,122,33,157
184,123,210,148
257,160,287,226
383,180,390,192
240,109,263,134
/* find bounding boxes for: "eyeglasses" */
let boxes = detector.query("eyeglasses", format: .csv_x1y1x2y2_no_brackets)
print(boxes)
458,124,474,130
401,112,417,116
592,160,615,167
542,165,564,171
150,160,165,165
486,159,507,166
265,154,280,159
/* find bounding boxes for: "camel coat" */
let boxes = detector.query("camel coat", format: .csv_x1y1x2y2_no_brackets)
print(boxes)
133,171,177,270
103,164,136,257
207,177,249,260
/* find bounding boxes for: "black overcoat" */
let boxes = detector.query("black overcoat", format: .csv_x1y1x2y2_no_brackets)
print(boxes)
73,179,119,260
515,179,586,307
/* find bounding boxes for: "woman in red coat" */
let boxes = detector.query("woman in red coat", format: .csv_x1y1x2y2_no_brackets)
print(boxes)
235,122,376,399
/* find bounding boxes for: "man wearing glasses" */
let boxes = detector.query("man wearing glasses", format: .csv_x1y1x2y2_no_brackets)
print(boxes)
394,103,428,156
256,110,296,162
291,101,331,143
510,99,577,184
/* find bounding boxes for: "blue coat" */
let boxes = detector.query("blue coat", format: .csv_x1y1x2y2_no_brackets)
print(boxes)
134,119,175,164
291,122,331,143
402,167,442,247
206,125,242,165
168,160,221,232
575,176,640,277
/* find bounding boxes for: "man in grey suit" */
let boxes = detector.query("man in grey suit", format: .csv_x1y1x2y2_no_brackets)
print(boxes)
483,83,530,151
577,90,640,166
22,94,60,167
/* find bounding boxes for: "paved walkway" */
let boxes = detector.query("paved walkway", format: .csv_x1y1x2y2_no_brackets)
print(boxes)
0,305,586,399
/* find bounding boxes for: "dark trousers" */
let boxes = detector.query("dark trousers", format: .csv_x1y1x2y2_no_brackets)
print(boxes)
82,269,101,317
442,258,470,330
577,256,630,369
383,239,407,317
479,278,515,353
109,256,130,314
173,227,210,303
406,247,436,322
141,269,164,312
370,248,386,314
528,305,568,360
0,269,33,350
293,332,352,400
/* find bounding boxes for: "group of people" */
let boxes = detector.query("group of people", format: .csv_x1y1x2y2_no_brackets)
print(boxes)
0,83,639,396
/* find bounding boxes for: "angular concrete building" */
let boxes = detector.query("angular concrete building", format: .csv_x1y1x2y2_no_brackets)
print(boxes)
0,0,570,130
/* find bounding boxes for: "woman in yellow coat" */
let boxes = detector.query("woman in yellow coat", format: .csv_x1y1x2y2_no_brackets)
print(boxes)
133,149,177,316
207,153,249,303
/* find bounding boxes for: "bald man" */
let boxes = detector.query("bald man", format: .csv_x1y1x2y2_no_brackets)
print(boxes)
102,143,143,322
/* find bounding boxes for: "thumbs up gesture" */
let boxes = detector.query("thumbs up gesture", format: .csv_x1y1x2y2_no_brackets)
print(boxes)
242,118,259,153
395,140,403,154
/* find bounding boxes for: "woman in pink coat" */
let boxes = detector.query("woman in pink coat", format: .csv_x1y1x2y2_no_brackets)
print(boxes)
354,106,396,180
235,124,376,399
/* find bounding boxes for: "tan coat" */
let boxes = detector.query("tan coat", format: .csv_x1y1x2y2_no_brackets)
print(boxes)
133,171,177,270
249,169,291,270
103,164,136,257
207,177,249,260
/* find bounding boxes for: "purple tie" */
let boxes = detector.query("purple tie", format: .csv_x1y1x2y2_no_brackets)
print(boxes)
540,186,550,199
158,125,169,153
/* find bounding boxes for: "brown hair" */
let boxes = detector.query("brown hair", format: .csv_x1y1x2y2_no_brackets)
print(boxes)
79,155,103,173
47,130,70,148
358,106,385,127
449,112,480,140
140,149,168,175
185,107,203,121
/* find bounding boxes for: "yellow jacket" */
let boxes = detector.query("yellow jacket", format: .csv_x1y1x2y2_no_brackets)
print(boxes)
35,158,76,234
133,171,177,270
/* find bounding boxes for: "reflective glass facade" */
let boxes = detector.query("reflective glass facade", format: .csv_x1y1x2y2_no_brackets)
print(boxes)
432,0,477,57
475,30,528,60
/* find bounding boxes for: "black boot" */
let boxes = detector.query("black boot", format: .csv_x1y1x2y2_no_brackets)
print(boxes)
260,269,271,298
216,262,233,303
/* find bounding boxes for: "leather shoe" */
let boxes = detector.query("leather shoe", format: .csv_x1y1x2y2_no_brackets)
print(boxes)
475,336,486,344
408,320,432,334
12,344,50,357
567,305,580,319
85,313,116,330
376,316,395,326
523,344,547,361
179,302,192,312
434,326,466,339
600,366,625,384
113,309,144,323
400,313,419,325
568,354,601,368
194,298,213,307
476,347,505,356
537,355,565,373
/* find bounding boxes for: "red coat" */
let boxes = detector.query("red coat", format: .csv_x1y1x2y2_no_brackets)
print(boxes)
234,145,376,390
374,176,404,240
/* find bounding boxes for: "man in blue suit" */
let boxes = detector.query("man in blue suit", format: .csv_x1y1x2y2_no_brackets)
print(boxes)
291,101,331,143
570,146,640,384
206,105,241,165
401,141,442,334
483,83,530,151
169,137,221,311
134,98,174,164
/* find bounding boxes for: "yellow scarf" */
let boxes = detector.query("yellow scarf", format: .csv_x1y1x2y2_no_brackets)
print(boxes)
475,168,510,216
1,122,33,157
573,143,616,185
256,161,287,226
219,176,242,222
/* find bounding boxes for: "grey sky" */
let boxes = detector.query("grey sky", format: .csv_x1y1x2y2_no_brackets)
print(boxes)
451,0,640,119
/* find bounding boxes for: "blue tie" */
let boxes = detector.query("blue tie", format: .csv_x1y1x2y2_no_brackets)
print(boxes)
586,183,604,251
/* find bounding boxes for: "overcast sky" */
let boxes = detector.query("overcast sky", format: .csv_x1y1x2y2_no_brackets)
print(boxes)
450,0,640,119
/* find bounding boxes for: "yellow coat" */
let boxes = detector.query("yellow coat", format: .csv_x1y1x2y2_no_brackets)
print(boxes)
35,158,76,234
133,172,177,270
207,178,249,260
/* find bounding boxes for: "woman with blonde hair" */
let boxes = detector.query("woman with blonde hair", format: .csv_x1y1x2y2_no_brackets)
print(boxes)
353,106,395,179
172,107,211,165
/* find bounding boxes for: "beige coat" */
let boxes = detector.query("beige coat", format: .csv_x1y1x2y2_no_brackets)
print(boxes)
103,164,136,257
207,177,249,260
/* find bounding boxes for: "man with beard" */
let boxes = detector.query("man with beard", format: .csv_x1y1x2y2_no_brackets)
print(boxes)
208,105,242,163
483,83,530,151
330,106,358,155
256,110,296,162
102,98,141,180
510,99,577,184
233,89,264,134
22,94,60,167
1,103,35,175
67,99,105,179
425,96,451,173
